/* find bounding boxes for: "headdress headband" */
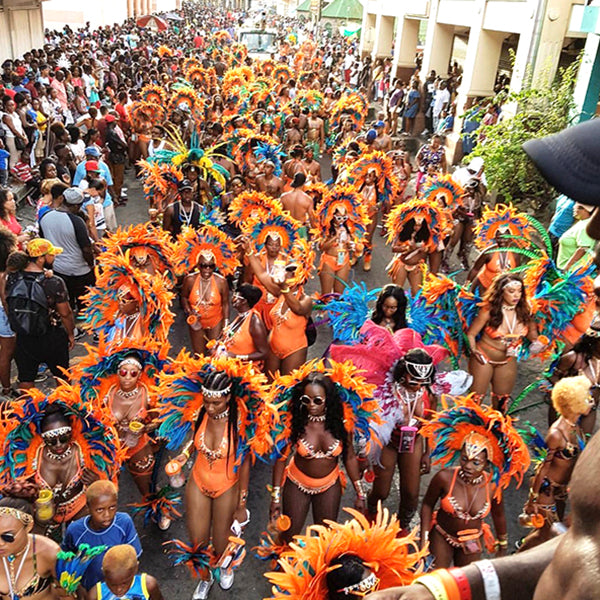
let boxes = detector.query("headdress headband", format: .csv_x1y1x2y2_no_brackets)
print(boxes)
0,507,33,526
405,360,434,381
201,385,232,398
41,426,72,439
463,431,494,460
119,357,143,369
337,572,380,595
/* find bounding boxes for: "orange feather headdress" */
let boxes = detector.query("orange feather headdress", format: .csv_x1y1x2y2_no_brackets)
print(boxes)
227,190,283,226
140,83,167,105
419,394,530,500
265,506,425,600
312,184,370,243
172,224,240,277
100,224,176,284
385,197,453,254
242,211,302,256
474,203,533,250
421,174,465,208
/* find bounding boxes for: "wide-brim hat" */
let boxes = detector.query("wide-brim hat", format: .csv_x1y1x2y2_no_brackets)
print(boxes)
523,119,600,205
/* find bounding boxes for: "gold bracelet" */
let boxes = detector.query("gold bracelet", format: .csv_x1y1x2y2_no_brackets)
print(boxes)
280,287,290,294
182,449,190,459
246,251,255,257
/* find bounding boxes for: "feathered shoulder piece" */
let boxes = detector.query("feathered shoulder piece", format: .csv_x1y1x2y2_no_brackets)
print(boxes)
421,175,465,208
269,358,379,459
242,211,301,256
100,224,176,284
331,92,368,132
228,190,283,226
140,83,167,105
295,90,324,114
172,224,240,277
419,394,530,499
314,282,381,344
287,238,315,287
474,203,532,249
304,181,329,208
330,322,448,389
129,100,165,126
137,159,182,209
332,138,367,167
313,184,370,243
82,253,174,343
385,197,453,254
273,64,292,83
0,384,124,485
70,335,169,407
254,141,286,176
167,86,205,123
222,67,255,97
154,351,275,465
265,506,425,600
185,65,217,92
346,151,400,204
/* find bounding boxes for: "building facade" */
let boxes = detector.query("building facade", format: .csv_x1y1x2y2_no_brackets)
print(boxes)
1,0,46,59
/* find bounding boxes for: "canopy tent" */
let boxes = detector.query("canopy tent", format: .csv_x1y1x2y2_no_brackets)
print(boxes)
321,0,363,20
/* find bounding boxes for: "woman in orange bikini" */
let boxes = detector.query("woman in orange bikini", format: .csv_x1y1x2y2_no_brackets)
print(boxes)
0,385,121,539
467,204,533,295
314,186,368,296
177,225,240,357
261,360,378,555
385,198,452,295
420,395,529,567
212,284,269,368
182,256,230,356
158,355,273,600
467,273,542,412
240,211,301,329
242,238,313,378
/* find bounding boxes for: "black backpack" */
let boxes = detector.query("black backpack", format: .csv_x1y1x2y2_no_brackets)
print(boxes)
6,272,49,336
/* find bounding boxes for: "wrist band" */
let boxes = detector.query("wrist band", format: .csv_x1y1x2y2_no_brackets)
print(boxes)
436,569,461,600
414,574,449,600
474,560,501,600
448,568,471,600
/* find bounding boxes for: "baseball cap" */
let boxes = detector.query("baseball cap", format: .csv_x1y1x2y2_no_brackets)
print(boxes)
179,178,193,190
523,119,600,206
26,238,63,257
375,120,385,128
85,160,100,172
105,114,116,123
366,129,377,143
63,187,85,205
84,146,101,157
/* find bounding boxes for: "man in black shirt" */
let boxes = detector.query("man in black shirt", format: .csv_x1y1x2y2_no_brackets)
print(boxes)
6,238,74,390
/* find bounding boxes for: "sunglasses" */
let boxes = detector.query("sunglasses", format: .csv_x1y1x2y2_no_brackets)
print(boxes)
119,368,140,378
199,263,216,270
0,532,16,544
44,435,70,447
300,394,325,406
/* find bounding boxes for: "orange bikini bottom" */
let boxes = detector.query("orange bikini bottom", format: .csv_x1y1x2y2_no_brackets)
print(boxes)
319,253,350,273
283,456,344,495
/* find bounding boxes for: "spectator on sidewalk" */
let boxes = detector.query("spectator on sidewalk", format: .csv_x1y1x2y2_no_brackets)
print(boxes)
5,237,74,389
105,114,128,203
38,184,95,315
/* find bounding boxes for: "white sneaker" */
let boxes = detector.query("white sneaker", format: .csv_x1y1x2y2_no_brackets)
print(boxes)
193,575,214,600
219,567,234,590
158,516,171,530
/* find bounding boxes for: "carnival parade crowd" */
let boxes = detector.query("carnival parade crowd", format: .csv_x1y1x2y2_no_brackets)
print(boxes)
0,2,599,600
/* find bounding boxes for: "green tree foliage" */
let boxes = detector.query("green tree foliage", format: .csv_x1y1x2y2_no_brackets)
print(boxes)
471,56,580,211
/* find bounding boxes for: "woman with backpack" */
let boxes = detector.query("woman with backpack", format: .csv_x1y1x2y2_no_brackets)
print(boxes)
0,227,17,398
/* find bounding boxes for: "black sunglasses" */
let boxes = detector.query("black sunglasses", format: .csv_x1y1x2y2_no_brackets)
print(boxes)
44,435,70,447
199,263,216,270
300,394,325,406
0,532,16,543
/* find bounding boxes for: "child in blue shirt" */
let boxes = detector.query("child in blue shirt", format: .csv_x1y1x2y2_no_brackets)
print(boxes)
89,544,164,600
62,480,142,592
